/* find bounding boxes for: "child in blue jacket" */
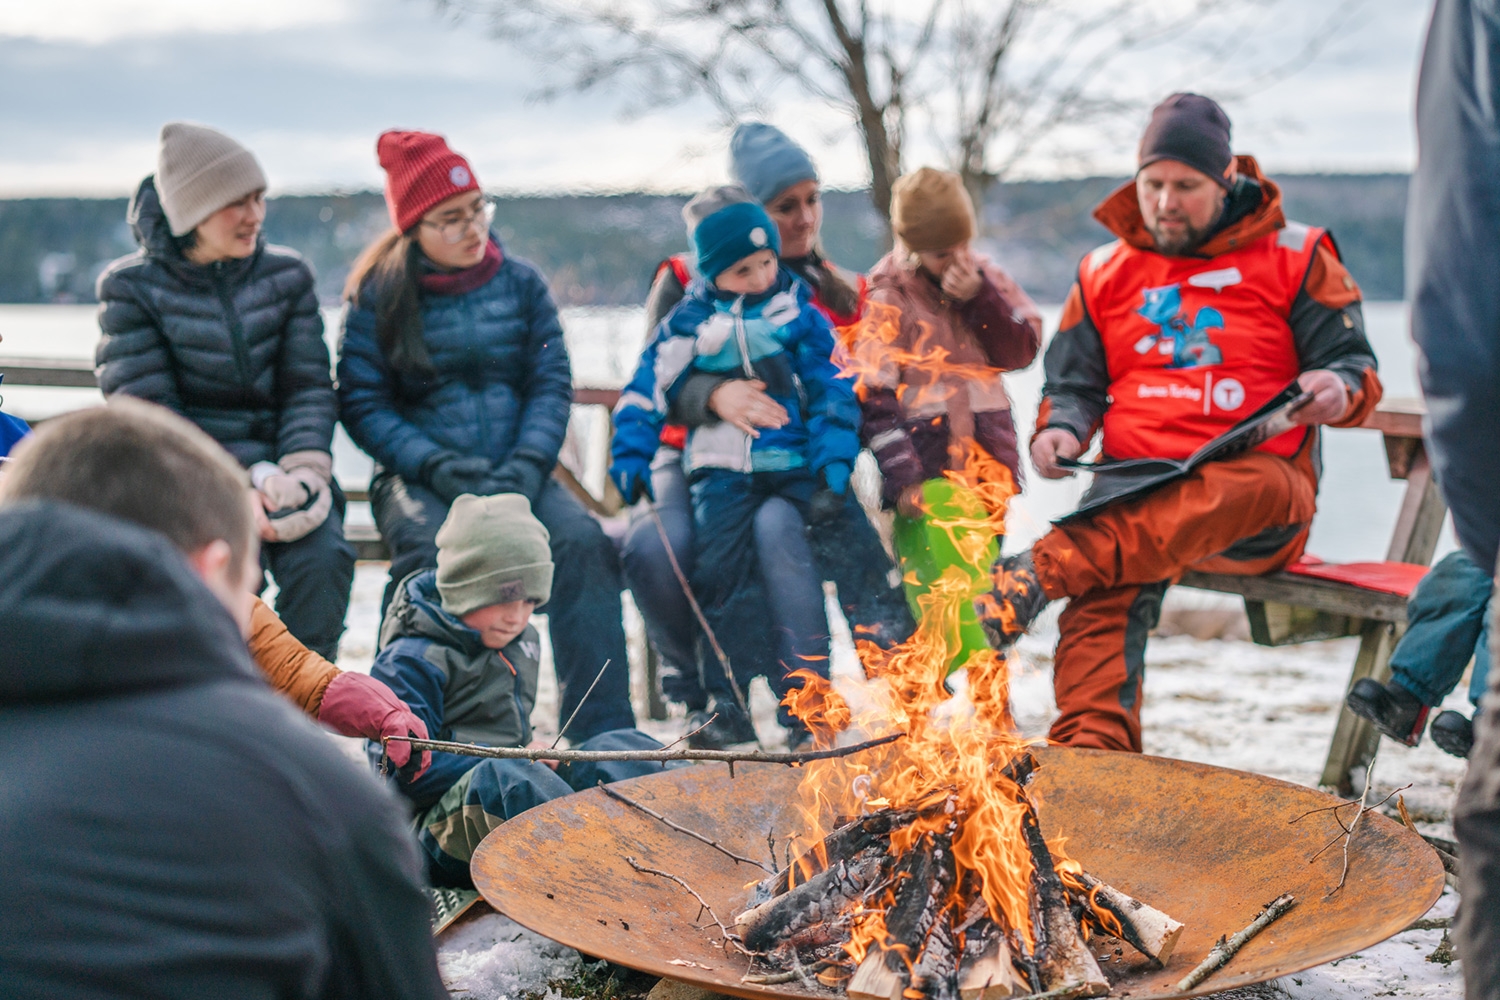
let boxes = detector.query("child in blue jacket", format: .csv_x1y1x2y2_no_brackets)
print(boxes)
369,492,664,888
610,187,910,749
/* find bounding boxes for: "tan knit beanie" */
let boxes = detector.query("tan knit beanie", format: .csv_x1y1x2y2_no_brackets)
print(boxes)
890,167,975,252
435,493,554,616
156,122,268,236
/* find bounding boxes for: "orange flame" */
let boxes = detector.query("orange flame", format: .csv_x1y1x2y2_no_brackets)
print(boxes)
779,299,1080,961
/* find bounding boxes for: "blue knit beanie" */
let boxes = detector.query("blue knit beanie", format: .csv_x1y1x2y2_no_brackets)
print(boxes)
692,199,781,281
729,123,818,204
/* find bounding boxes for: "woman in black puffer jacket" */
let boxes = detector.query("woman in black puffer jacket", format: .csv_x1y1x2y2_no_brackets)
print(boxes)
96,123,354,658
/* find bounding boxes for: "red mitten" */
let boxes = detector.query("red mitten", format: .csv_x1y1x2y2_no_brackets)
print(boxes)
318,672,432,778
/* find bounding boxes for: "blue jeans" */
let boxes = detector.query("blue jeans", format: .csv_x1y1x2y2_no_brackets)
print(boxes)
1390,550,1492,708
371,472,635,741
415,729,666,887
690,467,913,725
621,454,828,710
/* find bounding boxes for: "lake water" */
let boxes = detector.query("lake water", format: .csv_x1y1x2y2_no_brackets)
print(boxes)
0,300,1450,562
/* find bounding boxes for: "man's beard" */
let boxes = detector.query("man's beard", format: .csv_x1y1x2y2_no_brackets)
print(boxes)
1149,201,1225,256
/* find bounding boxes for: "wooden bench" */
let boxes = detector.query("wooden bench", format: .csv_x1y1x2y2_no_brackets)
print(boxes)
1176,398,1443,794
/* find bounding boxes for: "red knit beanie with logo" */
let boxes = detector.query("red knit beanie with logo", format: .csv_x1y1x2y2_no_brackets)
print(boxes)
376,130,481,233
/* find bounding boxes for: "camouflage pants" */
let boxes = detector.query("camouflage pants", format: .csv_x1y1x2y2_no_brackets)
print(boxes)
416,729,665,888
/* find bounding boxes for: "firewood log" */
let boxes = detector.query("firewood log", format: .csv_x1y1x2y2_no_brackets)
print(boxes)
848,832,955,1000
958,919,1026,1000
1074,871,1184,967
756,809,917,902
1020,803,1109,998
735,846,888,951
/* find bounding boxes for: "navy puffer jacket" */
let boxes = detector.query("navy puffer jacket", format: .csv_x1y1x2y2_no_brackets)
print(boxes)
95,176,335,468
336,242,573,482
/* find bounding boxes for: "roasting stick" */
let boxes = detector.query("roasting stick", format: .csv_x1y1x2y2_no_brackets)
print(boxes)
647,503,756,735
383,731,901,765
1174,893,1297,992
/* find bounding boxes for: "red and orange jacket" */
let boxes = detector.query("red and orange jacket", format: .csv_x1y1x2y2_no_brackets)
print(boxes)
1037,156,1381,465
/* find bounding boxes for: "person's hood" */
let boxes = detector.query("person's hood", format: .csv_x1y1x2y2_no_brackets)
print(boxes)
127,174,264,280
0,501,261,702
378,569,488,657
1091,154,1284,259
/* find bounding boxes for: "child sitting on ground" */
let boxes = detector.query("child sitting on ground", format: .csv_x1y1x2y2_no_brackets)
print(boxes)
369,492,665,888
610,186,911,751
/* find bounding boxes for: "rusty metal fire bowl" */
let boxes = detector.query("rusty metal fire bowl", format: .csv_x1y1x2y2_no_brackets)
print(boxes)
471,747,1443,999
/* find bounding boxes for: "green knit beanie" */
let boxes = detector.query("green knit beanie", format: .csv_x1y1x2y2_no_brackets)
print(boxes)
435,494,553,616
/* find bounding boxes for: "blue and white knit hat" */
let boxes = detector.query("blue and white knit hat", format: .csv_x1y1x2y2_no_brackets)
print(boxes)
688,187,782,280
729,123,818,205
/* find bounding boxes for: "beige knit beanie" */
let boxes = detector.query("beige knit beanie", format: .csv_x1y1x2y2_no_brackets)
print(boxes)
890,167,975,252
435,493,554,616
156,122,268,236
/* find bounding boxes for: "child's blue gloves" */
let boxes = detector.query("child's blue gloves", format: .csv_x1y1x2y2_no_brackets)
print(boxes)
610,459,655,505
821,461,852,496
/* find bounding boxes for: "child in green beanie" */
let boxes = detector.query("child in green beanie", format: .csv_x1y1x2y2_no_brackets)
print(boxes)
369,492,665,888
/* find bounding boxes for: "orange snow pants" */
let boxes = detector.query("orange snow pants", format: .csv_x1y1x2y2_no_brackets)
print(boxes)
1030,449,1319,752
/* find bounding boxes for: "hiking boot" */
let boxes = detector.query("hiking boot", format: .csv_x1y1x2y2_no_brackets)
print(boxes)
685,700,758,749
1346,678,1430,747
785,724,815,754
976,550,1051,651
1429,710,1475,759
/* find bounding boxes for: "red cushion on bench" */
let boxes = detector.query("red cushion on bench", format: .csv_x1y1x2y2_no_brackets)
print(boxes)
1285,556,1430,597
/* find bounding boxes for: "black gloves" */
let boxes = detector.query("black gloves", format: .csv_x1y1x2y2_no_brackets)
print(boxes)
420,451,496,504
487,454,549,504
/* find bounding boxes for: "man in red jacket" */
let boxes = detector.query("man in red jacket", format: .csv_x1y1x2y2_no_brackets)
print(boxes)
978,94,1383,753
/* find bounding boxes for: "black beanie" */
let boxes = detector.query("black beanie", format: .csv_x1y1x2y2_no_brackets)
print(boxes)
1137,93,1233,188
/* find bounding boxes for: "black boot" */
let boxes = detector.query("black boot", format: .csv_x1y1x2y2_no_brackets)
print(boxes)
1345,678,1430,747
976,550,1051,651
685,699,758,749
1429,710,1474,758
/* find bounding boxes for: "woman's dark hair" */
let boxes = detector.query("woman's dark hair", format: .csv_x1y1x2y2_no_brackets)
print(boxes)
343,227,434,376
813,251,861,319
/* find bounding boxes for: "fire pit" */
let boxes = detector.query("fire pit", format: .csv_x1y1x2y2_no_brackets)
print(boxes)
471,747,1443,999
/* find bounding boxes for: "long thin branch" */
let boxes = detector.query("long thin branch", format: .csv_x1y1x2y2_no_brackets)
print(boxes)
598,783,774,872
1175,893,1297,992
382,732,902,765
624,856,740,949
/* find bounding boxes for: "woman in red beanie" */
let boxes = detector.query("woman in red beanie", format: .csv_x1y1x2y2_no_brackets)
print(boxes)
336,130,636,743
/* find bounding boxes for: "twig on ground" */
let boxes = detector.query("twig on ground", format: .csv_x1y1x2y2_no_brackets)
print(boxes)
550,659,613,749
598,783,773,872
662,713,718,751
624,856,740,950
1289,757,1411,896
383,732,902,765
1406,916,1452,932
1174,893,1297,992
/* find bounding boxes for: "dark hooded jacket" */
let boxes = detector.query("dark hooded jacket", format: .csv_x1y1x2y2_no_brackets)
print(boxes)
369,569,542,810
0,501,445,1000
95,176,336,468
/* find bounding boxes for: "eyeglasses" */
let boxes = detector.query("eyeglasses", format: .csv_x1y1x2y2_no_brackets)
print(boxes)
421,198,496,244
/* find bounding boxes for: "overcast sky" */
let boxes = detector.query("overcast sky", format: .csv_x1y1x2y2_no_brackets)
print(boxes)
0,0,1433,197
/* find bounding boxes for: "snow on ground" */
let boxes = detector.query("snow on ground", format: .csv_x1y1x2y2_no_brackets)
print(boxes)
330,565,1471,1000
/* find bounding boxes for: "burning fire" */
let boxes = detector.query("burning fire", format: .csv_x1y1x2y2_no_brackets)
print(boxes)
774,299,1103,978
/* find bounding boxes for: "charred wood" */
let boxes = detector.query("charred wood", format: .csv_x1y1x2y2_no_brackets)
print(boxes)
1019,802,1109,998
758,809,918,901
736,846,889,951
849,832,955,1000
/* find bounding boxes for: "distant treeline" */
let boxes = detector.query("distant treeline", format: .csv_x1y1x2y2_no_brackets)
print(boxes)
0,174,1408,307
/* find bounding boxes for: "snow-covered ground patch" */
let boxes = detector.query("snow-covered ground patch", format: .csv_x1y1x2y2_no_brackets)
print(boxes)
332,566,1471,999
